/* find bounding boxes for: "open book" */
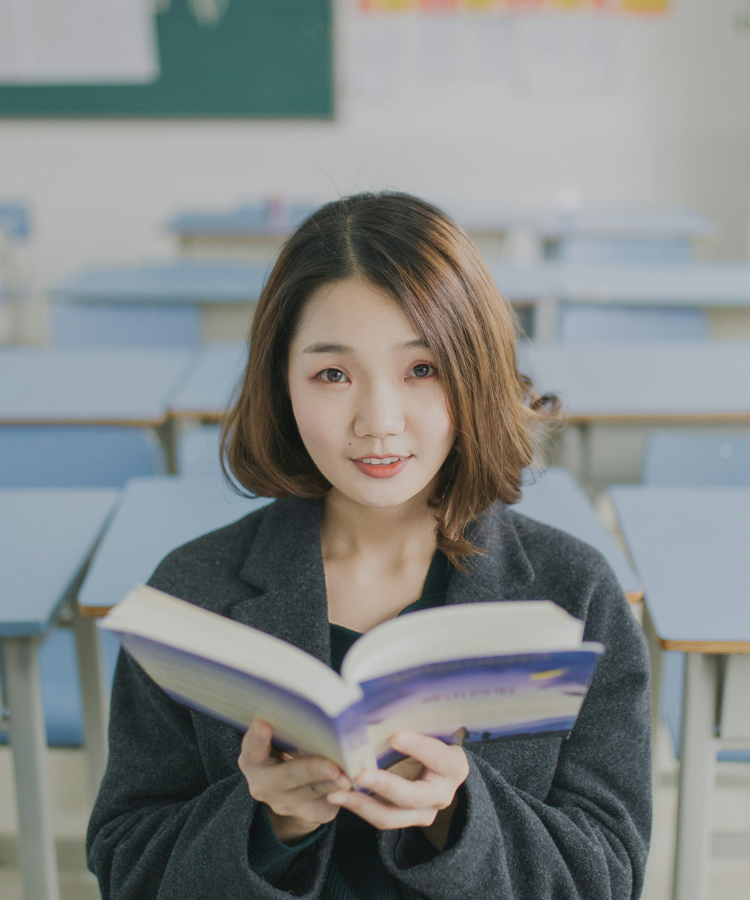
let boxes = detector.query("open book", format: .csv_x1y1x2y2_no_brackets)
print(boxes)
100,586,604,779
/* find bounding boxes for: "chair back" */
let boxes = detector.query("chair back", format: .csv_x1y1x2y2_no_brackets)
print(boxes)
643,432,750,487
49,304,202,346
0,425,165,487
177,425,223,478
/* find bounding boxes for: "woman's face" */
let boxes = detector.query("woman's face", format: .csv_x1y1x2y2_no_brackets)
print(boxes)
287,277,455,512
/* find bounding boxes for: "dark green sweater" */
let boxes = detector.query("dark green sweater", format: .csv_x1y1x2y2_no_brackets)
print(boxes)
247,551,467,898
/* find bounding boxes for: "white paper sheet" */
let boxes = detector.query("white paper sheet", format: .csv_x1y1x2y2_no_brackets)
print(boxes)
0,0,159,84
510,15,622,98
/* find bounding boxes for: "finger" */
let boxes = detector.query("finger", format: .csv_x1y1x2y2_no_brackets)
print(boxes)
384,756,424,781
353,767,454,811
390,732,468,780
240,719,274,766
265,755,346,794
270,776,350,814
327,790,437,830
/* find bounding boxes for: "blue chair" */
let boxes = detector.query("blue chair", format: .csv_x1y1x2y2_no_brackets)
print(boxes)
0,425,165,746
559,305,710,342
642,431,750,761
177,425,223,478
0,425,165,488
643,432,750,487
553,237,693,264
50,303,202,346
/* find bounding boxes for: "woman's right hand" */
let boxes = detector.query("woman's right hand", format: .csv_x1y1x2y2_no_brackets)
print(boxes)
239,719,351,845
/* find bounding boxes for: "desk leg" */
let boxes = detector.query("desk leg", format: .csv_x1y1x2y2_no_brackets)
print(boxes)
2,635,60,900
672,653,718,900
558,423,593,487
73,610,108,803
534,295,559,342
643,608,663,781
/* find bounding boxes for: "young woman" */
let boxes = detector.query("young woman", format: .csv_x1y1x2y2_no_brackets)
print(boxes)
87,192,651,900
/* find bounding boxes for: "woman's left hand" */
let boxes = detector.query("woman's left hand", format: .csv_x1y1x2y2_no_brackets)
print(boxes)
326,731,469,835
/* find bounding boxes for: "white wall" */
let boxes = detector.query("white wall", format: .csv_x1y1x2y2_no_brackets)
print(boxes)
2,0,750,300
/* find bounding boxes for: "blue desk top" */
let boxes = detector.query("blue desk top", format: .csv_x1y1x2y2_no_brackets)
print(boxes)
0,347,194,424
79,467,638,612
78,477,271,611
0,488,118,636
489,261,750,305
49,258,750,311
0,204,30,239
517,341,750,420
167,202,317,237
169,341,247,417
537,208,714,241
166,202,713,241
609,486,750,647
50,260,268,306
516,467,641,597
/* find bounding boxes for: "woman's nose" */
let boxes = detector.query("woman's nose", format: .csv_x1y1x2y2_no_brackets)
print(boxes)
352,384,405,440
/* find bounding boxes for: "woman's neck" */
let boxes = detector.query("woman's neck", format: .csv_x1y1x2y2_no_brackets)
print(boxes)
320,486,437,568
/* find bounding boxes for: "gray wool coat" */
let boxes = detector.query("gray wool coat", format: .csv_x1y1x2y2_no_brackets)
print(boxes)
87,496,652,900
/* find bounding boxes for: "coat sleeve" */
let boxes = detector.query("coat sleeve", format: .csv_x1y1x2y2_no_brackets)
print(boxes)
85,558,337,900
377,563,652,900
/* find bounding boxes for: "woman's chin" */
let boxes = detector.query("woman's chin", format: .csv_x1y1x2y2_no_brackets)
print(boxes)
332,477,430,511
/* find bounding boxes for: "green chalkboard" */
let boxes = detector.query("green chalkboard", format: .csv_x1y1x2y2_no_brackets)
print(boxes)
0,0,332,118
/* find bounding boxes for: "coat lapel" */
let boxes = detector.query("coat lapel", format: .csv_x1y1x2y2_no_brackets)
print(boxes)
446,502,535,606
229,497,332,666
227,497,536,665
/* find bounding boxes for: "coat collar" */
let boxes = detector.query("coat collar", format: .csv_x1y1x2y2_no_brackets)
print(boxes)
229,497,535,666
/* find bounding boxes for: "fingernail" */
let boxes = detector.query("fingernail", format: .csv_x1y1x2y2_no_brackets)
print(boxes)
357,771,375,788
328,793,347,805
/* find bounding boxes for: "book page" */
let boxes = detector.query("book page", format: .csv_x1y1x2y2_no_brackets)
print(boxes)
341,600,584,684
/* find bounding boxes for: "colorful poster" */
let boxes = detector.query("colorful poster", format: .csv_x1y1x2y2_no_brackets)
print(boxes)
359,0,669,13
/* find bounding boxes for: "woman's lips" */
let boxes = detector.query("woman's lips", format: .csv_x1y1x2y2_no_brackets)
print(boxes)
351,456,411,479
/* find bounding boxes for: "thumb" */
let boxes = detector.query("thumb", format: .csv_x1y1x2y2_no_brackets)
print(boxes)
242,719,273,765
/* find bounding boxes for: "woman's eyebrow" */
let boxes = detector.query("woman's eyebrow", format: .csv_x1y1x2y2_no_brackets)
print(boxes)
395,338,430,351
302,338,429,354
303,341,354,354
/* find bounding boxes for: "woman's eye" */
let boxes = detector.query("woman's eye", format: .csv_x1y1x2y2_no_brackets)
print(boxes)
318,368,349,383
409,364,436,379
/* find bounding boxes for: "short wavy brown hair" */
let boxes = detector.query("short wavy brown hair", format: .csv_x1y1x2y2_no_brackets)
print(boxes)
222,191,558,567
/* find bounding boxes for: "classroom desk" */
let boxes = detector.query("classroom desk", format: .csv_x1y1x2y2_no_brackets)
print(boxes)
0,488,118,900
517,340,750,481
0,347,193,426
489,261,750,340
78,467,639,616
517,341,750,424
516,467,641,602
77,476,271,616
167,202,316,261
49,260,268,342
168,341,247,421
609,486,750,900
167,202,712,266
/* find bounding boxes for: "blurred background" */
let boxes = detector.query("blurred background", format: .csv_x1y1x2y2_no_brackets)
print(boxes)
1,3,750,900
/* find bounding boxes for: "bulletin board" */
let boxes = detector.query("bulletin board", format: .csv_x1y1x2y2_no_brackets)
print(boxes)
0,0,333,119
